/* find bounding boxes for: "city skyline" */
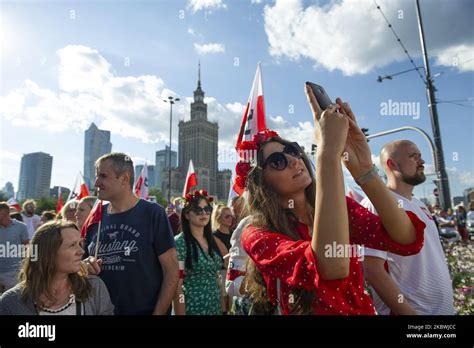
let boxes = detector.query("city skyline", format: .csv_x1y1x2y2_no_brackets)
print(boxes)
1,0,473,203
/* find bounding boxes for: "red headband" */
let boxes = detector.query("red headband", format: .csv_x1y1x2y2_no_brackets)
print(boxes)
234,129,279,194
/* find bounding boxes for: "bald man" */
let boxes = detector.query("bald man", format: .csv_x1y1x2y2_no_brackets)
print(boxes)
361,140,455,315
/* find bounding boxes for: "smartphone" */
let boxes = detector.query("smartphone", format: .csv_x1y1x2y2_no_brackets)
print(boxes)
306,81,333,110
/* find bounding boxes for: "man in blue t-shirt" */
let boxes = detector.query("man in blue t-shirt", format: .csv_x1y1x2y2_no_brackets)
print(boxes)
83,153,179,315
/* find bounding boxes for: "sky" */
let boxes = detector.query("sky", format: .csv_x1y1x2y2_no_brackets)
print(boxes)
0,0,473,202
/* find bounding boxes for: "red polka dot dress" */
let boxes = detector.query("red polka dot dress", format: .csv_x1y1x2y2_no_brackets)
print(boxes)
241,197,426,315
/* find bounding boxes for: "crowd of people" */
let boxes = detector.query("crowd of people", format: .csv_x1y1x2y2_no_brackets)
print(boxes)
0,84,471,315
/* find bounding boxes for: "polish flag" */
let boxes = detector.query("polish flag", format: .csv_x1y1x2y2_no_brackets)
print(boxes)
80,200,103,239
235,62,267,150
183,160,198,196
347,185,365,204
7,198,21,212
67,172,90,201
135,163,149,199
228,63,267,204
56,187,63,213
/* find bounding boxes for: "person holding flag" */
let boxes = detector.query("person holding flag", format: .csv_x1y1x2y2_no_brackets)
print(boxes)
81,153,179,315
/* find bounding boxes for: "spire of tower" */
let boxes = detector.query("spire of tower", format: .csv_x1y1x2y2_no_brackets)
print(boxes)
198,60,201,89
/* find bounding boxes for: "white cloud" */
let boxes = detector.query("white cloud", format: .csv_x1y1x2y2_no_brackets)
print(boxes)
187,0,227,13
0,44,250,159
263,0,474,75
131,156,149,166
0,45,182,145
187,28,195,36
194,43,225,55
57,45,113,94
0,150,21,162
251,0,263,4
458,171,474,186
434,44,474,72
267,116,315,154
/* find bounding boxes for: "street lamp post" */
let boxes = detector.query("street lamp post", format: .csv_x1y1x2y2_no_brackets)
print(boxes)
414,0,451,211
163,96,180,204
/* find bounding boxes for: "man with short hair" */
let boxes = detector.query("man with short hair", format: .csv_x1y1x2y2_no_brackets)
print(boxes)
21,200,41,239
362,140,455,315
0,202,29,292
83,153,179,315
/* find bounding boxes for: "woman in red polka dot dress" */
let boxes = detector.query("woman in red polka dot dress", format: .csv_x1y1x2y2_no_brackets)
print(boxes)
236,84,426,315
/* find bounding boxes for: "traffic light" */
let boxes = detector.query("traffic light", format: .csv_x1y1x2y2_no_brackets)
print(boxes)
361,128,370,142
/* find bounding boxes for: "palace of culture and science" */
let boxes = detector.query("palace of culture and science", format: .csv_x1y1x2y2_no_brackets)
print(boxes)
161,64,231,202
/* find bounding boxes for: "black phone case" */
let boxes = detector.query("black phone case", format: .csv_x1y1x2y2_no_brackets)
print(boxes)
306,82,333,110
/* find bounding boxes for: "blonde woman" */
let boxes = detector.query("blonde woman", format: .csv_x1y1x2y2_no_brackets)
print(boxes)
211,204,234,250
75,196,97,231
59,200,78,223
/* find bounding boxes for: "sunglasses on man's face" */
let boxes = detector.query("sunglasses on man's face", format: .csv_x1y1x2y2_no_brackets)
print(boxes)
191,206,213,215
261,143,303,171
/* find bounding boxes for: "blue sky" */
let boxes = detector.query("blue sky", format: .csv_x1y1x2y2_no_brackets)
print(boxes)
1,0,473,202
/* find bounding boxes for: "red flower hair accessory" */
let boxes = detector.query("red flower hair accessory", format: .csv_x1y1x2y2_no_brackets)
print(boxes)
234,129,279,194
184,189,214,203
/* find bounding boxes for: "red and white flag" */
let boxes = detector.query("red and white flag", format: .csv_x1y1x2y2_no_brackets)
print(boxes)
135,163,149,199
183,160,198,196
56,187,63,213
228,63,267,204
347,185,365,204
80,199,103,239
7,198,21,212
67,172,90,201
235,62,267,150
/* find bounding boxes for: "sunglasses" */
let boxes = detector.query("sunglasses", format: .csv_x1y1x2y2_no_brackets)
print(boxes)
261,143,303,171
191,206,213,215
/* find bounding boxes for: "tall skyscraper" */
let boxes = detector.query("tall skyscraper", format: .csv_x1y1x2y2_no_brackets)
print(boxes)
155,146,177,193
17,152,53,200
148,165,155,188
1,182,14,199
178,63,218,195
84,123,112,189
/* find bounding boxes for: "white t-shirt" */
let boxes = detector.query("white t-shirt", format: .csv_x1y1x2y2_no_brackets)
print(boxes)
466,210,474,222
361,192,455,315
21,214,41,240
225,216,252,299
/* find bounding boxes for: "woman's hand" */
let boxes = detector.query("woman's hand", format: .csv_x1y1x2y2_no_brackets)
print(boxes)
305,84,349,158
335,98,373,179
